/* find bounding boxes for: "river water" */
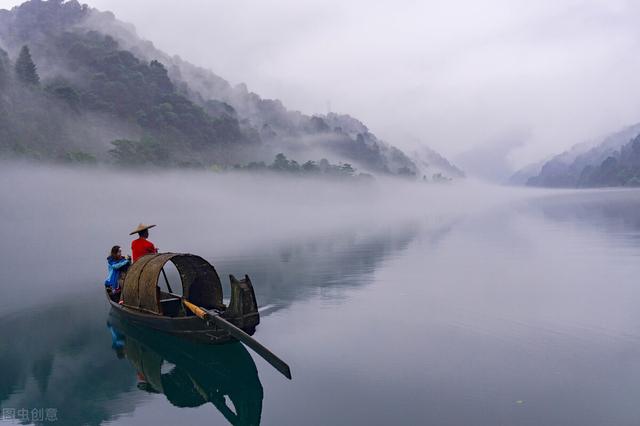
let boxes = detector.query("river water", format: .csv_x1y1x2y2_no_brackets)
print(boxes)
1,165,640,425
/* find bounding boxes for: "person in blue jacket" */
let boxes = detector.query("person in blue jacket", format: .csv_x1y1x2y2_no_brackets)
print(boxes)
105,245,131,292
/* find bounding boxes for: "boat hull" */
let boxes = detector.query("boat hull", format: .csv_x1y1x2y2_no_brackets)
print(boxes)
107,296,237,344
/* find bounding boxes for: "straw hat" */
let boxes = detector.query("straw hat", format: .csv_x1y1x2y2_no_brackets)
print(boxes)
129,223,156,235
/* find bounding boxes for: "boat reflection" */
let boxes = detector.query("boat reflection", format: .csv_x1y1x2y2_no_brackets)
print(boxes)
108,314,264,425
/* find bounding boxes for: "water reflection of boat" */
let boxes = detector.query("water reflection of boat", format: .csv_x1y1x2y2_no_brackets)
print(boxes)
108,314,264,425
107,253,260,344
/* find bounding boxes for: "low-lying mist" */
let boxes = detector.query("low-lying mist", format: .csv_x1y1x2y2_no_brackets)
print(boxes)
0,161,545,313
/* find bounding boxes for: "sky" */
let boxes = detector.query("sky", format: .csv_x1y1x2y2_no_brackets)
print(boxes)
2,0,640,177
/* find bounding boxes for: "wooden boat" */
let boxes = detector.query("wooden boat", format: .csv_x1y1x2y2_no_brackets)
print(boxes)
106,253,260,344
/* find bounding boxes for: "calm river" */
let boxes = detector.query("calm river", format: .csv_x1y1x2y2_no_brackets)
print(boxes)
1,165,640,425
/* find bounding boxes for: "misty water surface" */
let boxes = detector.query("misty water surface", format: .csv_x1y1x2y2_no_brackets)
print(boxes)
1,165,640,425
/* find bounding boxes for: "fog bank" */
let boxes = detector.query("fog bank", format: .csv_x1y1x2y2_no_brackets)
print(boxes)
0,162,544,311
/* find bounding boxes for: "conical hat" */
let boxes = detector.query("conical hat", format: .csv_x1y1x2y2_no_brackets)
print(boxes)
130,223,156,235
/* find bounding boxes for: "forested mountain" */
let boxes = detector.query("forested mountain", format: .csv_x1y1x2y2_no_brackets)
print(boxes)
411,146,465,181
0,0,462,179
519,123,640,187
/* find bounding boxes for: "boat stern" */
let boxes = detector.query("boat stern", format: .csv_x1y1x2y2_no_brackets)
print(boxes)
223,274,260,333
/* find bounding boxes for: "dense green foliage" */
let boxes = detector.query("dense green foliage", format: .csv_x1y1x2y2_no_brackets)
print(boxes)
55,30,246,150
231,153,370,180
522,124,640,188
0,0,257,164
528,133,640,188
0,0,450,179
0,45,85,159
64,150,97,164
0,49,8,88
229,154,457,183
14,45,39,85
0,27,250,163
109,137,170,166
577,136,640,187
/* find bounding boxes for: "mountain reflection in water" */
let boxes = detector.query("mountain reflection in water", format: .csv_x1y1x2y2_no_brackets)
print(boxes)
107,315,263,426
0,221,429,426
13,175,640,424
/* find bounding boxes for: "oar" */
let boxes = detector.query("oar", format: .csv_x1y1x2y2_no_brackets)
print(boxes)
183,299,292,380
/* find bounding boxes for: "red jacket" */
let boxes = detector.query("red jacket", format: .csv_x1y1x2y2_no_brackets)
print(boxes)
132,238,157,262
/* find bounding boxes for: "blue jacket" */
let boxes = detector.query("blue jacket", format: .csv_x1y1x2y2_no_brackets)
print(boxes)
105,256,130,289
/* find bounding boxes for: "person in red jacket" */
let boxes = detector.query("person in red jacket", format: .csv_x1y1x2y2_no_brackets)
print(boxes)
130,223,158,261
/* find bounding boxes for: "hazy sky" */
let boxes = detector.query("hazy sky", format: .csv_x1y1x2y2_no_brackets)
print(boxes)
2,0,640,174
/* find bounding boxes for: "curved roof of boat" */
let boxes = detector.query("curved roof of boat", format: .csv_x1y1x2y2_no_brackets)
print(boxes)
122,253,223,315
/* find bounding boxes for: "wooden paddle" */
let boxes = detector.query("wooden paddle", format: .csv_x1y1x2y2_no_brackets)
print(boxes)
183,299,292,380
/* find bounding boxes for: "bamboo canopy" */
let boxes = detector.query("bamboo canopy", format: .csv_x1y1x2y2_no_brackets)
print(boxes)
122,253,223,314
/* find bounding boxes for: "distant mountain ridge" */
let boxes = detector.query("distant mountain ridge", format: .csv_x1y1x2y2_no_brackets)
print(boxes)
411,145,465,181
0,0,463,179
514,123,640,187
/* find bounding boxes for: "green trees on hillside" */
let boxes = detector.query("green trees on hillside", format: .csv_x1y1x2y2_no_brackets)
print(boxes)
0,44,103,160
47,83,81,111
577,136,640,187
0,28,248,164
58,30,246,151
0,0,423,176
109,137,170,166
14,45,39,86
232,153,367,179
0,48,9,89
